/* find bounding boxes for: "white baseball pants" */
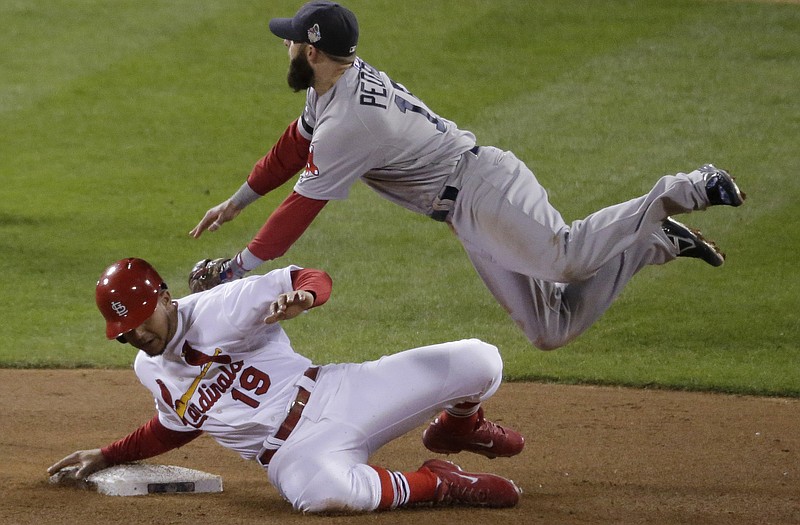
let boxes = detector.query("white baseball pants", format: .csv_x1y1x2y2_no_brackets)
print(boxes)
265,338,503,512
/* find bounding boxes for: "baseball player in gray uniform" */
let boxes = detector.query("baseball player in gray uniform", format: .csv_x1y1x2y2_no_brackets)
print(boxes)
189,1,746,350
48,258,524,512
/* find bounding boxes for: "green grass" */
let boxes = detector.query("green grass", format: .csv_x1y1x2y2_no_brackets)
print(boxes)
1,0,798,396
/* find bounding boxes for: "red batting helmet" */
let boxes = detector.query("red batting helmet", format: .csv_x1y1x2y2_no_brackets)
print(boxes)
96,258,166,340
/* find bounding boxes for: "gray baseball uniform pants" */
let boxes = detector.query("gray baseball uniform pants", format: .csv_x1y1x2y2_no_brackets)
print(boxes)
447,146,710,349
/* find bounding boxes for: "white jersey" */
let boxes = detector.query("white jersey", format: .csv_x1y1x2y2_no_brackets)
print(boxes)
293,57,476,215
133,266,312,460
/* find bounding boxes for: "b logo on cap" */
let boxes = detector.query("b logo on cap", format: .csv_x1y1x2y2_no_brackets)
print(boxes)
307,23,321,43
111,301,128,317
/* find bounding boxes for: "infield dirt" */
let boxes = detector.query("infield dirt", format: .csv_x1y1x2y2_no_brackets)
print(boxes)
2,369,797,525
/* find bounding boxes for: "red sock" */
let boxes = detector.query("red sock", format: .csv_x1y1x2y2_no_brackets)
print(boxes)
439,402,480,435
371,465,439,509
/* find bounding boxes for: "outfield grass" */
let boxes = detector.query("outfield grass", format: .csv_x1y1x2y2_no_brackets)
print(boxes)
1,1,798,396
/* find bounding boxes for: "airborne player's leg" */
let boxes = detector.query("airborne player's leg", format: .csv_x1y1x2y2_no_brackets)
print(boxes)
451,148,731,283
464,231,675,350
449,149,744,349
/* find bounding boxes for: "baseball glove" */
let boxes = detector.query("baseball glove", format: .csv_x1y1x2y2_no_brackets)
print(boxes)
188,258,231,294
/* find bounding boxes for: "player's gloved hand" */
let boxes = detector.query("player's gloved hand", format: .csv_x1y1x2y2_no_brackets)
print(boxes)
188,258,237,294
47,448,109,479
189,198,242,239
265,291,315,324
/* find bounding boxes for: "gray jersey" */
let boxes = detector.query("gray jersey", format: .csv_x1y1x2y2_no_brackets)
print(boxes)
294,58,476,215
289,61,722,355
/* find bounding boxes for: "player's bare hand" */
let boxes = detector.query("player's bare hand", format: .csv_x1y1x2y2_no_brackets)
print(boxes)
189,199,242,238
47,449,109,479
265,291,315,324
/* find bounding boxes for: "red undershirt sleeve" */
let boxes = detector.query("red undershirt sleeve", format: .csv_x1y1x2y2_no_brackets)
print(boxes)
100,415,202,465
247,119,312,196
246,191,328,261
290,268,333,307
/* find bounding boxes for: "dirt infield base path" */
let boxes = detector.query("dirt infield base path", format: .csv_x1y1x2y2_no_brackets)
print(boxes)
2,370,797,525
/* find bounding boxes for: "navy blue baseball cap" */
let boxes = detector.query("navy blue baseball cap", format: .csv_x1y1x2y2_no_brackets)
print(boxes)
269,1,359,58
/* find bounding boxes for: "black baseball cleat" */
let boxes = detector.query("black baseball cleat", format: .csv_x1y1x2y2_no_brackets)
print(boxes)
699,164,746,207
662,217,725,267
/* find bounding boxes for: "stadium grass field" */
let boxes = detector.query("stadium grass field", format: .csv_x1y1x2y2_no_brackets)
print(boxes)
1,0,798,396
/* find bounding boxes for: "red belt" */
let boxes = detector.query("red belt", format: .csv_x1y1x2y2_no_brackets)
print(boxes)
257,366,319,466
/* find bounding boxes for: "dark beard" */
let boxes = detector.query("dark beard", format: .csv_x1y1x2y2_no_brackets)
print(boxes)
287,54,314,92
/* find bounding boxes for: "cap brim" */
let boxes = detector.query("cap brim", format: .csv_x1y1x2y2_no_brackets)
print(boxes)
269,17,305,42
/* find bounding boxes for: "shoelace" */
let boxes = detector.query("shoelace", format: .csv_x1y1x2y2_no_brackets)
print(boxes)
440,479,489,505
476,417,508,437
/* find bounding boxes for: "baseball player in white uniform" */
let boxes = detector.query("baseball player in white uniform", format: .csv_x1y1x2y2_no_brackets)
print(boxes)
48,258,524,512
189,1,746,350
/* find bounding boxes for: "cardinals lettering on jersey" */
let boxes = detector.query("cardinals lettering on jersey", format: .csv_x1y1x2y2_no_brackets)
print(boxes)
157,359,248,429
154,344,258,430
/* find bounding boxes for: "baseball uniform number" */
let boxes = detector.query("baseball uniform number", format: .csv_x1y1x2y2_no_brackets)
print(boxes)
393,95,446,132
230,366,271,408
390,79,446,133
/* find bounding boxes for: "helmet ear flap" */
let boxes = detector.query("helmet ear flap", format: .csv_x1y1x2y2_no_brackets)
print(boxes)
95,258,166,340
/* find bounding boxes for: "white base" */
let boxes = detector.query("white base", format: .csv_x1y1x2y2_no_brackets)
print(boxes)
49,464,223,496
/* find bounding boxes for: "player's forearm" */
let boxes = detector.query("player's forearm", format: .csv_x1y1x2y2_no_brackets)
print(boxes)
246,191,328,261
246,119,311,197
291,268,333,307
100,415,201,465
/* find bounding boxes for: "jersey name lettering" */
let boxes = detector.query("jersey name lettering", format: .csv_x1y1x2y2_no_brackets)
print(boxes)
163,360,246,429
358,63,388,109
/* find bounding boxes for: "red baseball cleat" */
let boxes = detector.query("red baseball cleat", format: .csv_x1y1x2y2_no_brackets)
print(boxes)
422,408,525,459
421,459,521,508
